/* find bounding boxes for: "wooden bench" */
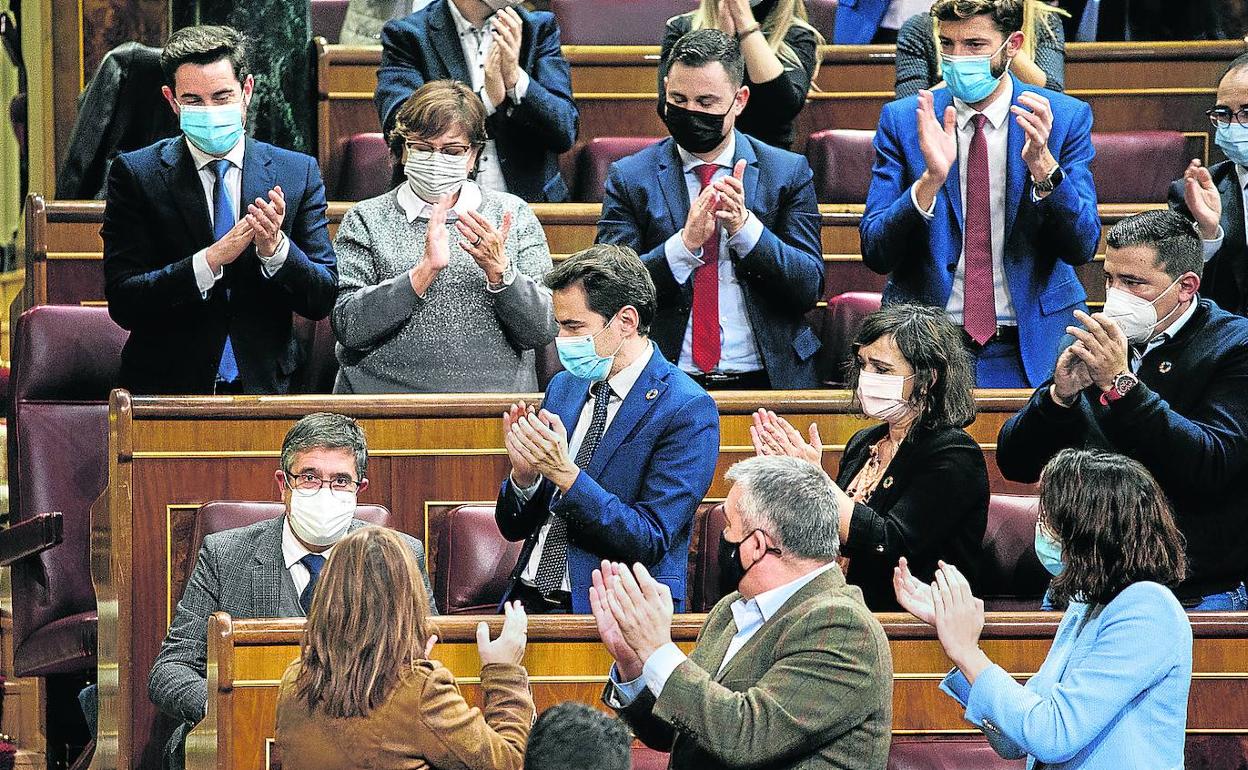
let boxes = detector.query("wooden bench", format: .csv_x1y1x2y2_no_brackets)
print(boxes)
187,612,1248,770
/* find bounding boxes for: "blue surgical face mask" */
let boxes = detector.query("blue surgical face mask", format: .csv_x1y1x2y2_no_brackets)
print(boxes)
1216,122,1248,167
179,102,245,156
941,39,1010,105
555,315,624,382
1034,522,1064,576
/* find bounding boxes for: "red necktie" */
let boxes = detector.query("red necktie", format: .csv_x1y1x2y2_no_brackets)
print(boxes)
962,113,997,345
691,164,721,372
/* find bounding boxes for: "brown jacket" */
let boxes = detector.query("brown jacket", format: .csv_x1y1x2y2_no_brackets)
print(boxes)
613,564,894,769
275,658,534,770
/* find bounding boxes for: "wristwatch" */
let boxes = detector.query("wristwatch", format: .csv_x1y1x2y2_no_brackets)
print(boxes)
1099,372,1139,406
1032,164,1065,194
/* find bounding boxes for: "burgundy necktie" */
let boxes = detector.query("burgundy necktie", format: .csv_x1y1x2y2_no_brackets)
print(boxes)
962,113,997,345
691,164,721,372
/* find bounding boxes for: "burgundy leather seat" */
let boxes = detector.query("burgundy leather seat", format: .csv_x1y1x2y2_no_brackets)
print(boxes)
804,0,838,40
188,501,391,570
311,0,350,43
806,129,877,204
329,132,393,202
429,505,526,614
686,502,727,613
552,0,698,45
808,291,882,386
888,736,1025,769
980,494,1048,612
631,744,670,770
1089,130,1188,204
289,316,339,395
572,137,664,203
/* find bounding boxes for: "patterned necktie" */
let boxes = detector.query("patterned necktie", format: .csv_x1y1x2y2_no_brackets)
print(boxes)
691,163,721,372
299,553,326,615
211,159,239,384
962,114,998,346
533,381,613,596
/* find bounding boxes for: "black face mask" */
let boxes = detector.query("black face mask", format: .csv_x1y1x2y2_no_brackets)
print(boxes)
717,529,781,595
663,101,730,155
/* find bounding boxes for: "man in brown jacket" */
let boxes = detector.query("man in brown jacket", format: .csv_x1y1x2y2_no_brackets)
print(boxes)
592,455,894,769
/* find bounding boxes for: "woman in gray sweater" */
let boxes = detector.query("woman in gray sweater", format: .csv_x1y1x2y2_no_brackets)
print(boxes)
332,81,556,394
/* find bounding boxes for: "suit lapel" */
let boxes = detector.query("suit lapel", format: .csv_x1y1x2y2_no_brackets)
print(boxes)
240,138,276,229
656,139,692,236
734,131,761,218
429,0,472,82
161,139,214,248
585,350,668,479
251,517,288,617
1005,77,1028,238
935,88,964,235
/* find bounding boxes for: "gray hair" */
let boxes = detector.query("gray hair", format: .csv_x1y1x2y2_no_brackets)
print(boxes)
723,456,840,560
280,413,368,480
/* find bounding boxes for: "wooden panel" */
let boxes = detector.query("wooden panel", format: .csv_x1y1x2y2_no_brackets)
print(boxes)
186,613,1248,770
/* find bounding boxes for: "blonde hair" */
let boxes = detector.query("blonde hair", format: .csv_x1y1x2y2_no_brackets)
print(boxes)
292,526,436,718
686,0,825,81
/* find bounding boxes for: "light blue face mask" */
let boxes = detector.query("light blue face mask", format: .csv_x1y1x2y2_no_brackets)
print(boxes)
1216,122,1248,167
555,315,623,382
941,40,1010,105
179,102,245,156
1034,522,1064,576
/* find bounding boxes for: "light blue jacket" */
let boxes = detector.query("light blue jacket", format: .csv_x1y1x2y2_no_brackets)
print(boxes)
942,581,1192,769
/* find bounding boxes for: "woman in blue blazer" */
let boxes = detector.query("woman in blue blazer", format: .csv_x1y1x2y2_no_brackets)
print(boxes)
895,448,1192,769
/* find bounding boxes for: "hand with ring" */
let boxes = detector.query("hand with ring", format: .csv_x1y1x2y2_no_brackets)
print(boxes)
455,209,513,285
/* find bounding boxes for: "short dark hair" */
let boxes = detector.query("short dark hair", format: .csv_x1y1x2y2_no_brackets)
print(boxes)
524,702,631,770
1106,209,1204,280
1040,448,1186,606
280,413,368,481
544,245,657,334
161,25,251,88
1222,51,1248,82
930,0,1025,35
388,80,488,167
849,303,977,430
667,28,746,89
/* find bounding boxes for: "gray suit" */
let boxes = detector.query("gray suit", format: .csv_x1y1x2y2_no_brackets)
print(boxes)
149,516,435,769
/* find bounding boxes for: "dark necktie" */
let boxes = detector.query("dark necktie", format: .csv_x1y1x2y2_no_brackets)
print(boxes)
691,164,721,372
299,553,326,615
211,159,239,384
962,114,998,346
533,381,613,596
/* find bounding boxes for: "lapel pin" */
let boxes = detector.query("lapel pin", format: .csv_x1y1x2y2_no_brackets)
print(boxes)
882,476,894,489
645,388,659,401
1159,361,1172,374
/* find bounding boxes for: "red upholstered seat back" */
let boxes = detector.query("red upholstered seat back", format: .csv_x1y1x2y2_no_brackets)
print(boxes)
807,291,882,386
980,494,1048,611
573,137,665,203
687,502,727,612
804,0,839,40
7,305,127,676
1089,130,1188,203
807,128,877,204
311,0,350,42
289,315,339,395
329,132,393,202
553,0,698,45
631,744,671,770
430,505,526,614
888,736,1026,769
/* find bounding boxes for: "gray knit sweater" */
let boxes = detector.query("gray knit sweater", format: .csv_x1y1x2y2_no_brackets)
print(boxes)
331,187,556,393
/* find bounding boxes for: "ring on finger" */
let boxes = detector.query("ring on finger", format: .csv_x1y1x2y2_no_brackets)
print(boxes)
472,235,483,247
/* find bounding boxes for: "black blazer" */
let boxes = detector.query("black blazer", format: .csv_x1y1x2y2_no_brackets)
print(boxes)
1169,159,1248,316
102,137,338,395
375,0,579,202
837,422,988,611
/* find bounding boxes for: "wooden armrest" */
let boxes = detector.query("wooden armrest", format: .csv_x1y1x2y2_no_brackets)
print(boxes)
0,512,63,566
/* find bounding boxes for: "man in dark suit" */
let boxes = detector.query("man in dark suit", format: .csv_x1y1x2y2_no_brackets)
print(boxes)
148,412,435,769
102,25,337,395
1169,52,1248,316
495,244,720,614
375,0,578,202
862,0,1100,388
998,210,1248,611
593,455,894,769
597,29,824,390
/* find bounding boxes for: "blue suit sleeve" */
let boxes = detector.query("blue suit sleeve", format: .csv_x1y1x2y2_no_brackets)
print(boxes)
264,156,338,320
376,21,428,133
596,164,682,305
1034,100,1098,267
861,103,932,275
490,16,578,154
734,160,823,311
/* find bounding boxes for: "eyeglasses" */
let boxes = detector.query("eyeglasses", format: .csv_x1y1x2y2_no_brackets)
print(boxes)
284,471,361,497
404,141,475,157
1207,106,1248,128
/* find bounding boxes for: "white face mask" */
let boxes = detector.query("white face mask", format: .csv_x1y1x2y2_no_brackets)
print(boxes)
404,150,471,204
857,370,916,424
1102,278,1183,344
287,488,356,547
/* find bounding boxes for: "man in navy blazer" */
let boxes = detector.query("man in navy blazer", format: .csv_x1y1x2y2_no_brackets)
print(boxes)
375,0,578,203
862,0,1100,388
495,244,720,614
102,26,337,395
597,29,824,390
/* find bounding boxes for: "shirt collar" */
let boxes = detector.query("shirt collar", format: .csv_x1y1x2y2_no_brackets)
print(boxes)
1235,164,1248,191
282,516,334,570
677,132,737,173
396,181,483,223
600,340,655,401
1149,294,1199,348
954,77,1014,131
186,134,246,172
446,0,489,36
750,562,837,623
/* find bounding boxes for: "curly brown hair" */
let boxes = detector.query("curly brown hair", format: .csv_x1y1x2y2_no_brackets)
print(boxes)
1040,448,1187,606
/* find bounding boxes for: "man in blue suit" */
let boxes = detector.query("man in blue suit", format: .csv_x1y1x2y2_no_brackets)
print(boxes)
862,0,1100,388
597,29,824,390
102,25,337,395
834,0,926,44
375,0,578,202
495,244,720,614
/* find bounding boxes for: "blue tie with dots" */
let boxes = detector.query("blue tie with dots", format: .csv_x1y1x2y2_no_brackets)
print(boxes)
211,159,238,384
299,553,326,615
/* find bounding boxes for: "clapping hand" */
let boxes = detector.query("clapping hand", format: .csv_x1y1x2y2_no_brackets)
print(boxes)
502,400,539,487
245,186,286,258
409,194,451,295
456,209,513,285
477,600,528,666
1011,92,1057,184
603,562,674,664
713,159,749,236
749,408,823,466
483,43,507,109
205,218,256,272
893,556,936,625
681,183,720,253
916,89,957,185
507,409,579,492
1065,310,1129,390
1183,159,1222,239
1050,346,1093,406
491,7,523,92
715,0,738,37
930,562,987,671
591,562,646,681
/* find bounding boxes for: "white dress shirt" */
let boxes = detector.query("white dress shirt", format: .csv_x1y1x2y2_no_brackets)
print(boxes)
446,0,530,196
662,135,766,374
515,342,656,591
281,517,335,604
186,137,289,294
610,562,838,705
1130,294,1198,373
1198,164,1248,262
